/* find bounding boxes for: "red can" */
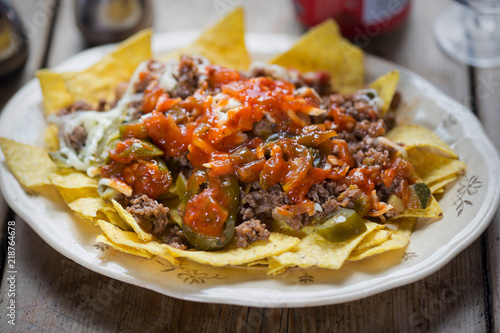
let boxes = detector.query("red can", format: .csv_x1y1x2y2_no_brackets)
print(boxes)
293,0,411,39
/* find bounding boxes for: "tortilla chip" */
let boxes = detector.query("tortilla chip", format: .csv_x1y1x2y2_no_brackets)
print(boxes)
393,196,443,220
58,187,99,203
68,197,115,222
37,29,152,115
0,137,58,189
267,222,381,274
369,70,399,116
246,258,269,267
407,148,466,187
164,8,250,70
97,209,131,231
269,20,364,93
429,174,458,194
352,229,392,253
44,123,60,151
111,199,153,242
96,234,153,259
96,220,178,265
168,232,299,267
36,70,74,117
386,124,458,158
348,218,416,261
47,172,99,202
48,171,98,189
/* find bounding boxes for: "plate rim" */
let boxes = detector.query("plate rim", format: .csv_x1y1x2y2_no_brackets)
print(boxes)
1,31,499,308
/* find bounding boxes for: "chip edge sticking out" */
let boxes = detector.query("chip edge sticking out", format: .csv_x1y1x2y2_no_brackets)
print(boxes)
37,28,152,115
0,137,58,190
162,7,250,70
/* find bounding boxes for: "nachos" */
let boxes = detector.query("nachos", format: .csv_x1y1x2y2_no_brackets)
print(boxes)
0,8,466,274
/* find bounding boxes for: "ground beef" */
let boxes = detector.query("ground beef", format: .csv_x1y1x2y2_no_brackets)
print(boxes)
171,56,200,99
378,177,401,201
235,219,270,248
239,182,291,223
66,125,87,151
117,194,170,235
352,147,391,168
96,99,108,111
353,119,386,139
248,63,331,97
250,116,275,140
58,100,93,116
338,187,364,209
239,180,348,231
161,224,188,250
297,71,331,97
134,71,154,93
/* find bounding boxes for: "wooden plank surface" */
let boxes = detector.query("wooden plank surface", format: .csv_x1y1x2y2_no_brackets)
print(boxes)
475,65,500,331
0,0,57,330
0,0,496,331
0,0,57,239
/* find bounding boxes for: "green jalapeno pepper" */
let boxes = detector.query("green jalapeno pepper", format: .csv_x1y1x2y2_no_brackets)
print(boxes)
408,183,431,209
314,208,367,243
110,138,163,163
181,171,239,251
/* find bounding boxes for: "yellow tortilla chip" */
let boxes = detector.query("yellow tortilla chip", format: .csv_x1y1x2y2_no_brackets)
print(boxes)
68,197,105,220
97,209,131,231
429,174,458,194
393,196,443,220
352,229,392,253
37,29,152,115
44,123,60,151
0,137,58,189
269,20,364,93
96,220,178,265
36,70,73,117
407,148,466,187
68,196,119,224
168,232,299,267
246,258,269,267
386,124,458,158
348,218,416,261
48,172,99,203
48,171,98,189
164,8,250,70
57,187,99,204
96,234,153,259
111,199,153,242
369,70,399,116
267,222,381,274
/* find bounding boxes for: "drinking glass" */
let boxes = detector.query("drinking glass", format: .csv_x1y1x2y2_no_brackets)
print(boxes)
434,0,500,67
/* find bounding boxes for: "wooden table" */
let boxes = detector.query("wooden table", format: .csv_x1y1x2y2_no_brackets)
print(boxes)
1,0,499,331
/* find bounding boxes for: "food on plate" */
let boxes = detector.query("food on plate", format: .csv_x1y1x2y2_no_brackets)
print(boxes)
0,8,466,274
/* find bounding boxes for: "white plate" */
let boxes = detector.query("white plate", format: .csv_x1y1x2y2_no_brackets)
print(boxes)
1,32,499,308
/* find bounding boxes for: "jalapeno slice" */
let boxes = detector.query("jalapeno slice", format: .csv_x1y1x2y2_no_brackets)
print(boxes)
408,183,431,209
109,138,163,164
314,208,367,243
181,172,239,251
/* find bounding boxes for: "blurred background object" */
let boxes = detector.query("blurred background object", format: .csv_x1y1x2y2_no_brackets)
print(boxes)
75,0,153,45
292,0,411,37
434,0,500,67
0,0,28,78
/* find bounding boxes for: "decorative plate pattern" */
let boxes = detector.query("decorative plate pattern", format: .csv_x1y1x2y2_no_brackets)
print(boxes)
0,32,499,307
